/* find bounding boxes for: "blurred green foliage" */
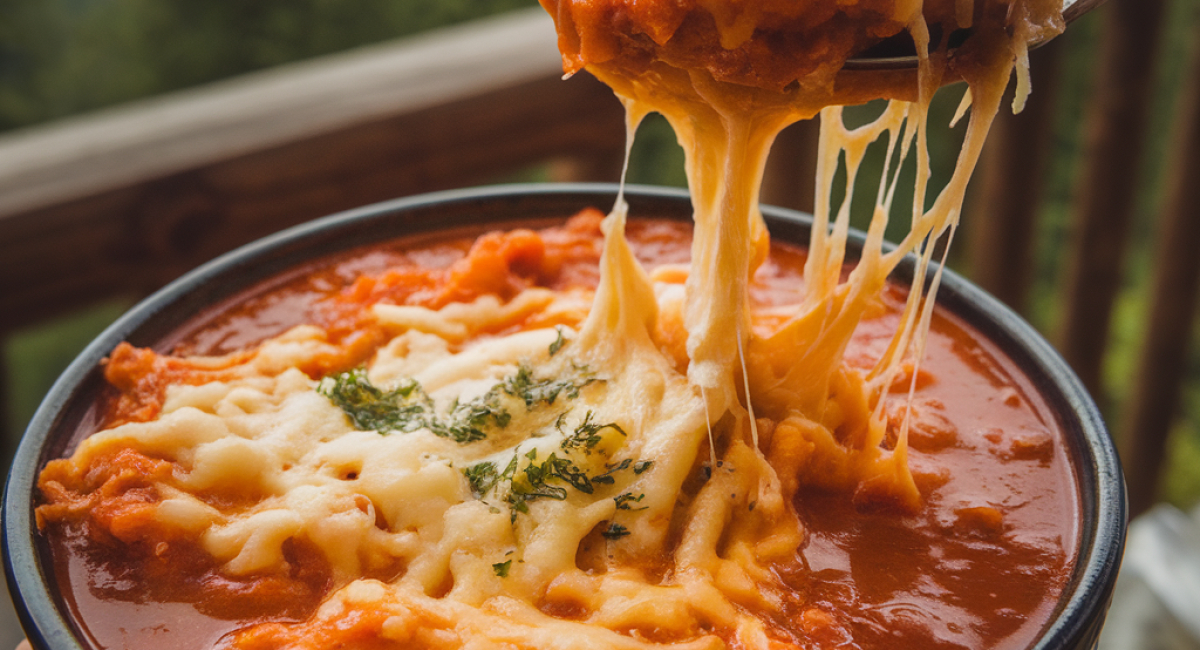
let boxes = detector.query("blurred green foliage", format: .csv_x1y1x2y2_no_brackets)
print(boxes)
3,300,133,440
0,0,537,132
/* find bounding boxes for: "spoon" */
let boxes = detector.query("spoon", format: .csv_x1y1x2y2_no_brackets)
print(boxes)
841,0,1106,70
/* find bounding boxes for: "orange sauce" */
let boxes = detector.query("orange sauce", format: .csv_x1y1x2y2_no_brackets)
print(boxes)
43,214,1078,649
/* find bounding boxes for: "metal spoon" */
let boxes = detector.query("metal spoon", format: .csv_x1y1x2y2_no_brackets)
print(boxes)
841,0,1106,70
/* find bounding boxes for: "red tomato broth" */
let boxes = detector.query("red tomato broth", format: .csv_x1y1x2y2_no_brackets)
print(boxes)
743,240,1078,648
40,211,1079,650
791,292,1078,649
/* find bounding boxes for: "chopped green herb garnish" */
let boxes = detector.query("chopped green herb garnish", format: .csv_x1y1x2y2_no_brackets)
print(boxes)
601,522,631,539
464,461,500,498
542,454,594,493
633,460,654,475
614,492,647,510
492,560,513,577
508,451,588,509
321,364,596,445
502,363,596,409
549,327,567,356
468,450,655,522
426,391,510,443
560,410,626,453
453,404,651,524
591,458,632,485
318,369,427,434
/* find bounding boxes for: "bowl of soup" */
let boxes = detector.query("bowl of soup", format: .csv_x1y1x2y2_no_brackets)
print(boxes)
4,184,1125,650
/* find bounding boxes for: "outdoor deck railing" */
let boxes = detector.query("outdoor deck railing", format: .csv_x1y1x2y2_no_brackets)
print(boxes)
1,3,1197,517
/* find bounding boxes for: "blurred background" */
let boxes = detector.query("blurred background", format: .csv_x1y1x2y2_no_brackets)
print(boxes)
2,0,1199,646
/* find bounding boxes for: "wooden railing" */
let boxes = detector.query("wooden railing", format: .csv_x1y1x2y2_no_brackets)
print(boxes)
1,1,1196,516
0,10,625,335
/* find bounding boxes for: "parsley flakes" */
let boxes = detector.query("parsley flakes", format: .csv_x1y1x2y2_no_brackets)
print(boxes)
560,410,626,453
601,523,631,539
501,363,596,409
463,451,652,524
549,327,567,356
319,363,597,445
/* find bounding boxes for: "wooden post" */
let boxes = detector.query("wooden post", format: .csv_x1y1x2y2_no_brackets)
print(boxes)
1119,28,1200,516
1057,0,1168,399
762,119,820,214
965,37,1064,313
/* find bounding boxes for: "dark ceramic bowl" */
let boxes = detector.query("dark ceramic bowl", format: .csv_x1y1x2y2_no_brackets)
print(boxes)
4,184,1126,650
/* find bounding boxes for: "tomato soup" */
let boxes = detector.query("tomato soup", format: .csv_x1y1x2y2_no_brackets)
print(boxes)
37,213,1078,650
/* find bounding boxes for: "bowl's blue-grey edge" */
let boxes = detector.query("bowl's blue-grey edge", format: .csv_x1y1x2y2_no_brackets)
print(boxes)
3,183,1126,650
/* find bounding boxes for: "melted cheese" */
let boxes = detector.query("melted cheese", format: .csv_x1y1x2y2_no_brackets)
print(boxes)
552,0,1059,516
38,2,1066,648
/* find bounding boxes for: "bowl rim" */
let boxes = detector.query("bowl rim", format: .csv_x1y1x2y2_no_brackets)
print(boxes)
3,182,1127,650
